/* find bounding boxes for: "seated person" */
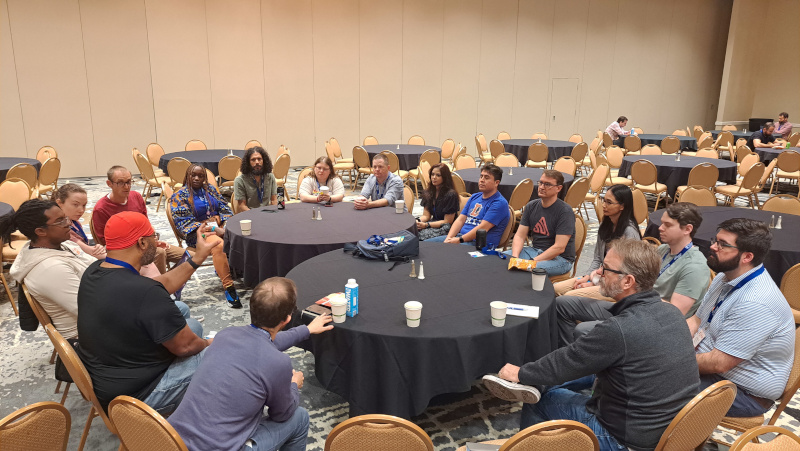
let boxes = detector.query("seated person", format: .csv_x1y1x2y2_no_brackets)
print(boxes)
169,277,334,451
354,153,404,210
52,183,106,259
428,163,509,247
557,202,709,346
505,170,575,276
416,163,459,241
299,156,345,203
234,146,277,211
170,164,241,308
775,112,792,140
77,212,217,414
748,122,781,149
483,239,699,451
605,116,629,146
553,184,640,297
689,218,794,417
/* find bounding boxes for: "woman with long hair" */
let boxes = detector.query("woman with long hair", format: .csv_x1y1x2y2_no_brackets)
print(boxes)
51,183,107,259
170,164,241,308
299,156,345,203
416,163,460,240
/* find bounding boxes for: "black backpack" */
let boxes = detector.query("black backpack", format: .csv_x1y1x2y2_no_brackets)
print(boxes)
344,230,419,262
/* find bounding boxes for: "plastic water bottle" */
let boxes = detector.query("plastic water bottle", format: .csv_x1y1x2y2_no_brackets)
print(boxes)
631,128,636,136
345,279,359,317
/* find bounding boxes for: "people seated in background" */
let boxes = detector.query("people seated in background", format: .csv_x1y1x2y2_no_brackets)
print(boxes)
169,164,241,308
748,122,781,149
430,163,509,246
235,146,277,211
505,170,575,277
483,239,700,451
92,165,183,273
170,277,333,451
299,156,345,204
354,153,404,210
689,218,794,417
77,212,217,414
553,184,640,297
775,112,792,139
557,202,709,346
605,116,629,146
416,163,460,241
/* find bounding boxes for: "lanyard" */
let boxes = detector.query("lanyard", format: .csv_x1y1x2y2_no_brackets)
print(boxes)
71,220,88,243
659,242,693,277
249,324,273,341
706,266,765,323
193,188,210,219
252,175,264,203
376,179,387,199
104,257,139,275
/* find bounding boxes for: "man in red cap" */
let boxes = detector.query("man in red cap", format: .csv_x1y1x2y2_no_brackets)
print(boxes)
77,211,219,414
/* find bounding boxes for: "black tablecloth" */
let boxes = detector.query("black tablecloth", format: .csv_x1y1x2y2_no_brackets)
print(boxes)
158,149,245,176
645,206,799,285
754,147,800,164
224,202,417,287
457,167,573,202
500,139,576,163
636,134,697,151
0,157,41,183
290,241,557,418
0,202,13,218
363,145,441,172
618,155,737,196
708,130,750,141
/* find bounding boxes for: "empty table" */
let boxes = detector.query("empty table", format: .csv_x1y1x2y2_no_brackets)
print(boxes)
617,155,737,197
456,167,574,201
636,134,697,151
363,145,441,172
709,130,750,141
224,202,417,287
754,147,799,165
0,157,41,184
290,241,557,418
158,149,245,176
0,202,13,218
500,139,576,163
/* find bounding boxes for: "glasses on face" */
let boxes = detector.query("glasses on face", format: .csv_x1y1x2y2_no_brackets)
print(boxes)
42,217,72,228
601,196,620,205
537,181,560,189
112,180,132,187
711,237,738,250
600,265,626,276
143,232,160,241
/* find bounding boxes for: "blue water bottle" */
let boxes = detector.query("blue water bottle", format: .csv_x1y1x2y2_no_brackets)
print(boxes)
345,278,359,317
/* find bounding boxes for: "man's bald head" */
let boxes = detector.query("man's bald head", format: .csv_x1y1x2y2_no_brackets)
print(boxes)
250,277,298,329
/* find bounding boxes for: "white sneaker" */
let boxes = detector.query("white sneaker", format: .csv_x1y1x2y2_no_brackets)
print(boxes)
482,375,541,404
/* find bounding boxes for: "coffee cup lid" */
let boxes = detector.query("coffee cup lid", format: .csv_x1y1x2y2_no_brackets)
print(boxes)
404,301,422,309
531,268,547,275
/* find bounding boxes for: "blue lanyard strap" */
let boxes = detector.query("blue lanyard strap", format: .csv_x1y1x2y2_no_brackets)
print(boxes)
252,175,264,203
376,178,387,199
659,242,693,277
104,257,139,275
707,266,765,323
249,324,273,341
71,220,88,243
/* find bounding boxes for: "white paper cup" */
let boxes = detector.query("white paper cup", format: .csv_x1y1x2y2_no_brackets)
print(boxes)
240,219,252,236
404,301,422,327
490,301,507,327
531,268,547,291
320,186,330,195
330,300,347,323
395,199,405,214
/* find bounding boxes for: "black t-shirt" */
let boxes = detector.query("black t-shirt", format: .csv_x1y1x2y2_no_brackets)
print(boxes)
520,198,576,261
747,130,775,149
76,260,186,409
420,189,460,221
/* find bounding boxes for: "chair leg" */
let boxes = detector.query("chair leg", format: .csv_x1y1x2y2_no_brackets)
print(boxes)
78,407,98,451
1,272,18,316
155,189,164,212
50,348,57,364
60,383,70,404
654,194,661,212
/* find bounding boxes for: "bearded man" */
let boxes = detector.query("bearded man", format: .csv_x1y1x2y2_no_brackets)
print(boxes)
234,146,278,211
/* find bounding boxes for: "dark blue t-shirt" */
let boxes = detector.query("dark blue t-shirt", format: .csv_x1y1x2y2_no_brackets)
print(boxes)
460,191,510,246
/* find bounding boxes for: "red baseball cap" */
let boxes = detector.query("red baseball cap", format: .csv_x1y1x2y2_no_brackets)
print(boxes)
105,212,155,250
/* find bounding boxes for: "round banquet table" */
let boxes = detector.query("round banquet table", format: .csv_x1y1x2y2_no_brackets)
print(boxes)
290,241,558,418
457,167,573,201
0,157,41,184
617,155,737,197
636,134,698,151
224,202,417,287
500,139,576,163
158,149,245,176
709,130,750,141
644,206,799,285
0,202,13,218
754,147,800,165
363,144,441,172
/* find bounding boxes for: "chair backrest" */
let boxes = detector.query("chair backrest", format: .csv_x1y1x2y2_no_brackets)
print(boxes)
531,132,548,140
218,155,242,182
167,157,192,185
755,159,778,192
631,160,659,186
0,401,71,451
145,143,166,167
37,158,61,186
35,146,58,163
527,143,549,164
789,132,800,147
7,163,37,190
605,146,625,167
21,283,53,327
624,135,642,153
564,177,590,210
244,139,262,150
781,264,800,322
508,178,534,211
458,193,470,211
497,131,511,140
0,178,33,210
494,153,519,167
631,188,648,226
722,124,737,131
738,153,760,176
661,136,680,154
329,138,343,159
553,156,577,176
653,380,737,451
588,164,609,193
230,189,239,215
570,214,587,277
419,160,433,189
500,419,598,451
109,396,189,451
419,149,441,167
440,139,455,160
204,169,218,188
697,131,712,143
184,139,206,151
568,133,583,143
451,172,467,195
454,154,476,170
88,211,103,245
697,136,714,149
735,146,754,164
162,182,174,204
762,195,800,215
679,186,718,207
380,151,402,174
589,137,602,154
776,150,800,172
134,151,157,182
408,135,425,145
695,148,718,159
686,163,719,189
295,167,313,200
324,140,337,162
739,162,766,190
693,126,704,140
570,142,589,162
353,146,371,170
165,197,186,245
272,153,291,183
498,205,516,250
729,425,800,451
363,136,378,146
642,144,662,156
489,139,505,158
324,414,434,451
602,132,613,148
671,129,688,136
403,185,415,208
475,134,488,154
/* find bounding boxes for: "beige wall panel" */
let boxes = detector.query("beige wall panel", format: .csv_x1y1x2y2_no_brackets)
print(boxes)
312,0,360,159
576,0,618,139
688,0,729,130
0,0,26,156
717,0,760,122
262,0,315,166
440,0,482,154
401,0,444,146
6,0,96,176
657,0,698,132
359,0,402,146
145,0,213,154
206,0,266,151
80,0,156,174
547,0,589,139
751,0,798,119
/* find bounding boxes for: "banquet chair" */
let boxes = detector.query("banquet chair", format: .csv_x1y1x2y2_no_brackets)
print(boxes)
604,146,630,179
6,163,38,197
294,166,313,200
677,186,718,207
631,160,668,211
272,153,291,191
0,401,71,451
35,145,58,164
633,127,644,135
729,426,800,451
498,205,517,251
497,131,511,140
714,163,765,208
508,178,534,221
642,144,662,156
36,157,61,199
569,133,583,143
440,138,456,166
722,124,738,131
324,414,433,451
456,420,599,451
531,132,547,140
403,185,415,210
631,188,649,232
451,143,467,165
217,155,242,189
695,135,714,151
409,150,441,196
780,263,800,324
134,150,171,212
570,142,589,174
553,156,577,177
564,177,590,213
642,236,661,247
624,135,642,155
328,138,351,164
363,135,378,146
458,193,470,211
144,143,167,177
770,150,800,196
672,129,688,136
244,139,262,150
408,135,425,145
454,154,477,170
352,146,373,188
579,139,599,174
476,134,491,166
380,150,409,182
204,169,218,189
789,132,800,147
550,214,586,283
713,131,734,159
737,154,760,179
451,172,467,195
748,159,778,208
735,146,755,166
230,190,239,215
326,139,356,182
0,177,32,213
695,148,719,159
109,396,189,451
593,195,604,222
675,163,719,201
602,132,614,149
167,157,192,189
494,153,519,168
525,142,549,168
661,137,680,154
184,139,206,151
583,164,609,218
654,380,736,451
762,194,800,216
0,235,20,316
693,126,705,140
276,144,290,158
488,140,505,162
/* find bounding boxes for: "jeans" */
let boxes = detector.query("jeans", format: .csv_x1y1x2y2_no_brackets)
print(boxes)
241,407,310,451
143,348,206,415
699,374,773,417
521,376,627,451
502,247,573,276
555,295,614,347
425,233,475,246
175,301,203,337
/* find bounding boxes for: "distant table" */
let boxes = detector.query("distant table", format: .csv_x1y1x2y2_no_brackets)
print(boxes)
754,147,800,165
636,134,697,151
457,167,574,201
0,202,13,218
709,130,750,141
291,241,557,418
363,145,441,172
618,155,737,196
0,157,41,184
500,139,576,163
158,149,245,176
224,202,417,287
645,206,799,285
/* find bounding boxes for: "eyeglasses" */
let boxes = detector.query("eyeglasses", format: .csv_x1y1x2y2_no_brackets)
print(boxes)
537,181,561,189
601,197,620,205
600,265,626,276
143,232,160,241
42,217,71,228
710,237,738,250
112,180,133,187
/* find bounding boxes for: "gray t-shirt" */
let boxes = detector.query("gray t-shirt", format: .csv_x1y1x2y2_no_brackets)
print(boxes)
234,173,277,209
520,198,576,262
654,244,710,318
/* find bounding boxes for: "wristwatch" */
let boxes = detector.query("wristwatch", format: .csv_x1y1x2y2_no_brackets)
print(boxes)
458,237,464,243
187,258,200,270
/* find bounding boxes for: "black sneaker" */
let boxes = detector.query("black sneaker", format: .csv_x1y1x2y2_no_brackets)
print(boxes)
225,286,242,309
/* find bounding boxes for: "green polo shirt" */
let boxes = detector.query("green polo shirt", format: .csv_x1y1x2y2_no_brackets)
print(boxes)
654,244,710,318
234,173,277,209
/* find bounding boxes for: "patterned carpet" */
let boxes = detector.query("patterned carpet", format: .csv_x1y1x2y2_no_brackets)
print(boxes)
0,166,797,450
